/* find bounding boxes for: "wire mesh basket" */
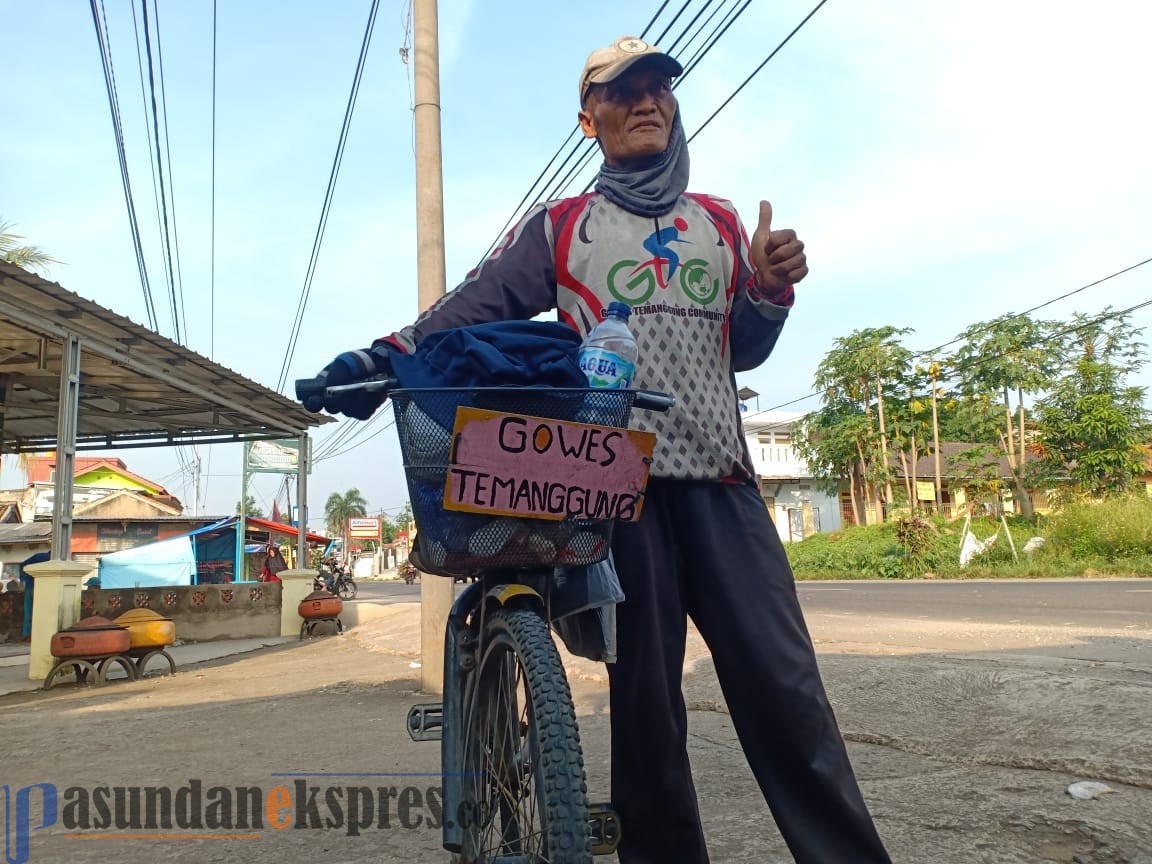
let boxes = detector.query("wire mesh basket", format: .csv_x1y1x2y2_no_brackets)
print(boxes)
390,387,639,578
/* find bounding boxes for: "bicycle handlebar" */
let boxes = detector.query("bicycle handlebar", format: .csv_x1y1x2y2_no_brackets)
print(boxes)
294,375,400,411
631,390,675,412
294,375,675,414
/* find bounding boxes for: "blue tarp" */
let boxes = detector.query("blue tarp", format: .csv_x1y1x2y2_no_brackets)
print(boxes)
97,536,197,589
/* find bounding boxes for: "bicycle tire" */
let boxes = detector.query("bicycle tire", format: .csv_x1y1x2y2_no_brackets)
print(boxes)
458,606,591,863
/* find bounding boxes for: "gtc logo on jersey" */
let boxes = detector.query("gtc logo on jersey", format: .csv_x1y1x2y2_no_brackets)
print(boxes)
607,219,720,307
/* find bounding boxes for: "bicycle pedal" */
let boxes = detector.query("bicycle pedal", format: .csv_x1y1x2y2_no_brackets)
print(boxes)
406,703,443,741
588,801,621,856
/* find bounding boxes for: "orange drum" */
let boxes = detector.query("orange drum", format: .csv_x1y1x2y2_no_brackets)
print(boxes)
298,590,343,619
114,609,176,649
51,616,131,658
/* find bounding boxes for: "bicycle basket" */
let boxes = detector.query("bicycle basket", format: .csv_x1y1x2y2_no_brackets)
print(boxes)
390,387,639,578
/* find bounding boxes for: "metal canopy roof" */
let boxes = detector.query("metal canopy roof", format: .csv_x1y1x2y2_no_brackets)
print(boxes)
0,261,333,453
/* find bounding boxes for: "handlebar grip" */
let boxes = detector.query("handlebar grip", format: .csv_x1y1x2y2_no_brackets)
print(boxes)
632,390,675,413
294,375,401,412
295,376,329,411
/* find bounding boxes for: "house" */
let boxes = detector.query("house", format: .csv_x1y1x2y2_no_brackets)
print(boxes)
0,454,210,578
16,455,183,521
741,410,842,542
885,442,1049,519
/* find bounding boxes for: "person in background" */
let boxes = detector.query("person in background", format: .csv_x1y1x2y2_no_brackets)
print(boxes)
260,543,287,583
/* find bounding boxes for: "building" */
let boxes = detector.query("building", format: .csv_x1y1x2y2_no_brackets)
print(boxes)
0,455,208,582
741,410,842,542
14,455,183,521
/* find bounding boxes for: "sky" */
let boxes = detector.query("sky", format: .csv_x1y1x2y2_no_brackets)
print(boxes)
2,0,1151,528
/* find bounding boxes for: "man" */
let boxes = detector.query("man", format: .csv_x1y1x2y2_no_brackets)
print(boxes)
309,35,890,864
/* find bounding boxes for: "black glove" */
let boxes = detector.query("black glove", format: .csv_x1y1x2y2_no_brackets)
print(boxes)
303,344,393,420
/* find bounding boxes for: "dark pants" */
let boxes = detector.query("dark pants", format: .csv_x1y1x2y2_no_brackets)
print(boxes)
607,479,891,864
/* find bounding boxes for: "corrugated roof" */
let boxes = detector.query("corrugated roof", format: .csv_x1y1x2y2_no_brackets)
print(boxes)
0,261,333,453
0,523,52,544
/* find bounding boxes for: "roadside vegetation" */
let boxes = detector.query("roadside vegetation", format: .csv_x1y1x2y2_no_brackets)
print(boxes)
787,494,1152,580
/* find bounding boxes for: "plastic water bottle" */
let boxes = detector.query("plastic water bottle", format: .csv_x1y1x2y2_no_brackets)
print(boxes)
577,302,638,389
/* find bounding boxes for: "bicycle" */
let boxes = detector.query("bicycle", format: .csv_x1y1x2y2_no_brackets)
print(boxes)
296,374,672,863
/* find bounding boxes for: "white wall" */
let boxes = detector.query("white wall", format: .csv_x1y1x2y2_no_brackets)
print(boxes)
740,410,843,542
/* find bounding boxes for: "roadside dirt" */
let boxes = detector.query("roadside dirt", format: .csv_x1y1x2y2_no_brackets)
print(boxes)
1,602,1150,863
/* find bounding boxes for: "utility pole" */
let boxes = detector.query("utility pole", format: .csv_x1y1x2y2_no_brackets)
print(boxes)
413,0,452,694
191,447,201,516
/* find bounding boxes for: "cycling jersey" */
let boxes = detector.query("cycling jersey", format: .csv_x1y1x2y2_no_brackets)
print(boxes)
382,192,792,482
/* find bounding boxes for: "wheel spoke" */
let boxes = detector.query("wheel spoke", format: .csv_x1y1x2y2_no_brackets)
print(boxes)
460,608,588,863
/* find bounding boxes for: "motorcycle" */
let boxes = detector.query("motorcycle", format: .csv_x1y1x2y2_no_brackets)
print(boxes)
315,558,357,600
399,561,419,585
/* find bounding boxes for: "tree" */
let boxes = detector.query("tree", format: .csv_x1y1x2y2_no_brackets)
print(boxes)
811,326,913,523
950,314,1059,520
378,513,397,544
1032,311,1150,500
324,488,369,538
0,219,60,275
794,403,870,526
234,495,264,519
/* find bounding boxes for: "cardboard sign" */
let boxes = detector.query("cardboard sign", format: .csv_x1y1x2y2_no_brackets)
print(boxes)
443,407,656,522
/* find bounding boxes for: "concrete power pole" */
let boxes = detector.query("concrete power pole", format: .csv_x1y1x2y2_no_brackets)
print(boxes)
413,0,453,694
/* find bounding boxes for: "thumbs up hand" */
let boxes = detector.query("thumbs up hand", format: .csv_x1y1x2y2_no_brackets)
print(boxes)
748,200,807,304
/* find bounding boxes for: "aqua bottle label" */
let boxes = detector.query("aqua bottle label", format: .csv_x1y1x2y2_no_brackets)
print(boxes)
578,348,635,389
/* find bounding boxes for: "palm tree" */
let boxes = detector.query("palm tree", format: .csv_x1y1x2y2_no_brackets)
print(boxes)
325,488,368,546
0,219,61,275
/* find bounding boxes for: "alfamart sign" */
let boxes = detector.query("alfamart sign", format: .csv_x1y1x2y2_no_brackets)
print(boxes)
347,518,382,541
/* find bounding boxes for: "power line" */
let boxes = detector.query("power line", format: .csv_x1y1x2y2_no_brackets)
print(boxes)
140,0,183,344
674,0,746,73
151,0,187,345
547,0,755,214
914,255,1152,361
312,407,391,461
129,0,183,348
473,0,678,263
90,0,159,331
569,0,757,197
687,0,829,144
944,297,1152,384
747,281,1152,421
276,0,382,393
315,417,397,463
312,417,366,461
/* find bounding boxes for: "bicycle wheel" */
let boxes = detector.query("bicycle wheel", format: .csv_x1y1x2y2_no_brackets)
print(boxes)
458,606,591,863
338,579,357,600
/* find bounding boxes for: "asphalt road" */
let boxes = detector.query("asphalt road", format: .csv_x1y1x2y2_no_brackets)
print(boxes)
353,576,1152,629
796,578,1152,629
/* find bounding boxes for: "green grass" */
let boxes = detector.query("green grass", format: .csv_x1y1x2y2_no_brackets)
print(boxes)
786,499,1152,580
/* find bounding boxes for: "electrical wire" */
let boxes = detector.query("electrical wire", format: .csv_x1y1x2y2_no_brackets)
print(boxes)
688,0,829,144
569,0,758,197
312,407,390,461
913,256,1152,362
140,0,183,344
90,0,159,330
548,0,754,210
276,0,382,394
315,418,397,463
151,0,188,344
746,256,1152,418
473,0,678,264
